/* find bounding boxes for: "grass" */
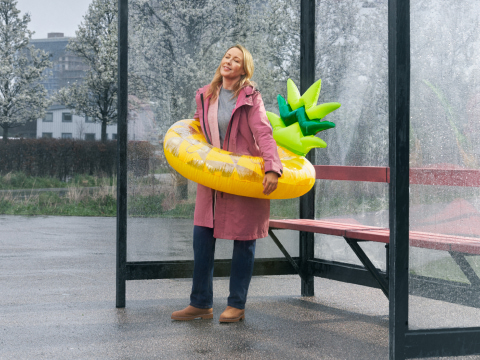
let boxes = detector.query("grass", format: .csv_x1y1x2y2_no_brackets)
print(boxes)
0,187,116,216
128,194,168,216
0,171,390,219
270,198,299,219
0,189,197,218
6,171,452,220
316,193,388,219
0,176,384,219
162,201,196,218
0,172,118,216
0,172,116,190
0,171,195,217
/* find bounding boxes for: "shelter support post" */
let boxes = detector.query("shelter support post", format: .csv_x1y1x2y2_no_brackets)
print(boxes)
299,0,316,297
116,0,128,309
388,0,410,358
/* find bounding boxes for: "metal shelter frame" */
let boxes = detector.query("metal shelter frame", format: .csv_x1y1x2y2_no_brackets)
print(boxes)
116,0,480,358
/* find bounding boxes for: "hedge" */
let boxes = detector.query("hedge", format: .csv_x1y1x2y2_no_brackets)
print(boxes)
0,138,155,179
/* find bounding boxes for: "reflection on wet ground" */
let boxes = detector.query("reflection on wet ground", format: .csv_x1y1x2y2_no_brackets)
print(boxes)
127,217,299,262
0,214,391,359
1,215,480,358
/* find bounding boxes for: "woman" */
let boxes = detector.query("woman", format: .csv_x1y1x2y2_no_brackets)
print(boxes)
171,45,283,323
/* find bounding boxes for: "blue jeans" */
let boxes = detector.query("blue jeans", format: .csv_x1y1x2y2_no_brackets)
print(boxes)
189,226,256,310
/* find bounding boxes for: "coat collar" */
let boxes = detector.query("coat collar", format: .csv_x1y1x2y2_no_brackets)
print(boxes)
198,84,255,108
235,86,255,108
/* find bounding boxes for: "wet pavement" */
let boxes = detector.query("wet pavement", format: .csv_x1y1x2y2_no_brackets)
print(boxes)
0,215,479,359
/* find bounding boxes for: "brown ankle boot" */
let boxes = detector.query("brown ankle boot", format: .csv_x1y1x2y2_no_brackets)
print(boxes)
219,306,245,323
171,305,213,321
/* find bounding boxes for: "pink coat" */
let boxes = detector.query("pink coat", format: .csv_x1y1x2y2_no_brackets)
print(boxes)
193,84,283,240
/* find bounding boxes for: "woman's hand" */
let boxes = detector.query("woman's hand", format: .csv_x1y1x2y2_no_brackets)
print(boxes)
262,171,279,195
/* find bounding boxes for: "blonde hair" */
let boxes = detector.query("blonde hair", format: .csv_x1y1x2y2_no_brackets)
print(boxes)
206,44,256,102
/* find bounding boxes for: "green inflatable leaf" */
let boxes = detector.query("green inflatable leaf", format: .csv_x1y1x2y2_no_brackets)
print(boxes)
306,102,341,120
267,78,341,156
277,95,297,126
272,123,304,156
299,79,322,110
300,135,327,151
266,111,285,131
296,107,335,136
286,79,301,110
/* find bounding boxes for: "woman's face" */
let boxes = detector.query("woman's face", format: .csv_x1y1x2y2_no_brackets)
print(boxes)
220,47,245,83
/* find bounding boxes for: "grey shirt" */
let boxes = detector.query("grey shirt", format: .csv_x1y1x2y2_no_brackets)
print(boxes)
217,87,237,147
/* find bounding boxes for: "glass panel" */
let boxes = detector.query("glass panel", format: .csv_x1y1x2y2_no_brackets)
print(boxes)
0,1,116,233
409,0,480,329
269,197,300,258
315,180,388,269
127,0,300,261
314,0,388,266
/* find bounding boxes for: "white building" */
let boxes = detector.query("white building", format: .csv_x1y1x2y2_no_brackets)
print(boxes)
37,98,158,141
37,105,117,140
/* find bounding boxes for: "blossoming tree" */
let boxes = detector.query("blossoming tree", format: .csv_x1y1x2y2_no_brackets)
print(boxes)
0,0,51,142
57,0,118,143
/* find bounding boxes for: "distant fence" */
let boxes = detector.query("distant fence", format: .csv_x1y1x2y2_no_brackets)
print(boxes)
0,139,155,179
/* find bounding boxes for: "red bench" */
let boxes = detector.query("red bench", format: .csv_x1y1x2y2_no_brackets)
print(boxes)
268,165,480,298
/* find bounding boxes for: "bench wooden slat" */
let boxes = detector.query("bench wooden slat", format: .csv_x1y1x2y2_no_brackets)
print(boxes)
269,219,480,255
451,241,480,255
269,219,379,237
409,236,454,252
345,229,389,243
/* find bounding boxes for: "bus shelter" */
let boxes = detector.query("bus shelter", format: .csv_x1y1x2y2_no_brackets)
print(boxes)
116,1,480,358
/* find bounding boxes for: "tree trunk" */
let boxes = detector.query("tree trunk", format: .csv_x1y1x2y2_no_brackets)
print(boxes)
2,126,8,143
101,120,107,142
175,174,189,201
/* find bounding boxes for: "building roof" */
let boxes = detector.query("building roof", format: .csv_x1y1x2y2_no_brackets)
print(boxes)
47,104,69,111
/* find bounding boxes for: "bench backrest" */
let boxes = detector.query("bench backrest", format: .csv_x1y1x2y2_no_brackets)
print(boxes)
314,165,480,187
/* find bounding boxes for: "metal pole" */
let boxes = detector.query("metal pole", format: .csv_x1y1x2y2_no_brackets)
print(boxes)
299,0,316,297
116,0,128,308
388,0,410,358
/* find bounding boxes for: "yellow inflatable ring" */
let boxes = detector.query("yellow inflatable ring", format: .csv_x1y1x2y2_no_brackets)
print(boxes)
163,119,316,199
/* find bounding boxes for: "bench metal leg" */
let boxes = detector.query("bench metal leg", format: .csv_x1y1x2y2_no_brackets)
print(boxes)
268,229,308,283
385,244,389,281
345,237,389,298
449,251,480,288
300,231,315,296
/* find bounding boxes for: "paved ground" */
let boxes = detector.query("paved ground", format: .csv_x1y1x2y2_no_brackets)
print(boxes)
1,215,479,359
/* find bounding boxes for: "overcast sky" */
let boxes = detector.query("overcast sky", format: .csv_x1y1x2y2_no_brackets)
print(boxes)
16,0,93,39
